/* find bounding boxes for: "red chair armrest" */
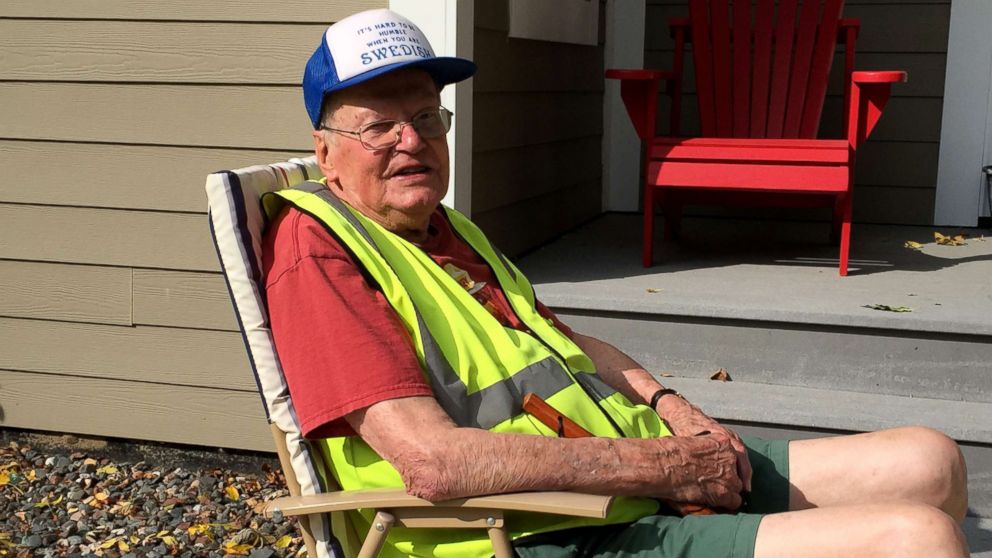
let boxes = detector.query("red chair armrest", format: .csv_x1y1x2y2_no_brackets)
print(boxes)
852,71,907,84
605,69,668,140
838,18,860,40
847,71,907,147
605,69,675,82
669,17,690,39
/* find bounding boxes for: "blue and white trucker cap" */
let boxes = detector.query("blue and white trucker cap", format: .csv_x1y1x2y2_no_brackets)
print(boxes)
303,9,477,128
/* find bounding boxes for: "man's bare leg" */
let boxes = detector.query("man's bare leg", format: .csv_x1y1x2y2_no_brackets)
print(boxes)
754,503,969,558
785,426,968,521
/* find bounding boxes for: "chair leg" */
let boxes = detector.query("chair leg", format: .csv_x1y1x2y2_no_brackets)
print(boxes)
643,184,656,267
299,516,319,558
663,199,682,242
830,195,844,245
488,526,514,558
358,511,395,558
838,193,853,276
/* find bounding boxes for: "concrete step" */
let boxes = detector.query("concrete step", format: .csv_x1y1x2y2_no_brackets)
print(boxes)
556,308,992,405
658,377,992,445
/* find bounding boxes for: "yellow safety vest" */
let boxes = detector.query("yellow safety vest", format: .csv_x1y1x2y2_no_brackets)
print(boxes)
264,182,672,558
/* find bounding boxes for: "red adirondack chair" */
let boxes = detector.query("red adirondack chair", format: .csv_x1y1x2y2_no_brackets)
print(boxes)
607,0,906,276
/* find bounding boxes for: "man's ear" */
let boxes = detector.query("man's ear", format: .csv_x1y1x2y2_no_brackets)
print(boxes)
313,130,339,183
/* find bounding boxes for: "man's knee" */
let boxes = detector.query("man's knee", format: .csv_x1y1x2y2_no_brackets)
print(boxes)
896,427,968,520
884,503,968,557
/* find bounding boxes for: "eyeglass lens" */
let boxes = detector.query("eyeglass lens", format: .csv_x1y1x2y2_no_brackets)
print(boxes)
360,108,451,149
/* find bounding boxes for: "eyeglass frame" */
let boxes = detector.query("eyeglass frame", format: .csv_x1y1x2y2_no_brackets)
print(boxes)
319,106,454,151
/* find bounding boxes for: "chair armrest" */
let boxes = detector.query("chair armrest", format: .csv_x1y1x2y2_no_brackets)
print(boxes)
847,71,907,148
852,70,907,84
669,17,690,39
256,488,614,520
838,18,860,40
605,69,676,82
605,70,675,140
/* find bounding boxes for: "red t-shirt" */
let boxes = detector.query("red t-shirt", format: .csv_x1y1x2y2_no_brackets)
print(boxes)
263,206,574,439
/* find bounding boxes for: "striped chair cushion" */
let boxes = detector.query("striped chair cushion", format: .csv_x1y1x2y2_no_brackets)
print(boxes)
205,156,345,558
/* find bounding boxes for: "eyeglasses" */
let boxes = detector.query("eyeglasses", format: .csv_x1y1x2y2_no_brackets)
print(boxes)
320,107,453,150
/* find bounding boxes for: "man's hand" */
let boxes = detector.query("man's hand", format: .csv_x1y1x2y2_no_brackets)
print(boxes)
657,395,753,494
656,433,746,511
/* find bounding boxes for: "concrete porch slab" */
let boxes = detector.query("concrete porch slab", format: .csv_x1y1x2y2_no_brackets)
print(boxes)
518,214,992,336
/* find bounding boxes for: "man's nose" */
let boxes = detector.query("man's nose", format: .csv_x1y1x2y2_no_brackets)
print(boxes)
394,122,426,152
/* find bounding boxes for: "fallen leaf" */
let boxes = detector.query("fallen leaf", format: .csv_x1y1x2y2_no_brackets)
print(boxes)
225,485,240,502
34,495,63,508
274,535,293,549
100,536,123,549
0,472,8,486
710,368,731,382
904,240,924,250
934,232,967,246
94,491,109,502
83,458,98,466
96,465,119,475
863,304,913,313
187,524,214,539
646,288,662,293
221,541,254,555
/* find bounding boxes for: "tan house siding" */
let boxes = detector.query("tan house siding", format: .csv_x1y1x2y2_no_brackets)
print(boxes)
644,0,949,226
0,1,385,451
471,0,606,256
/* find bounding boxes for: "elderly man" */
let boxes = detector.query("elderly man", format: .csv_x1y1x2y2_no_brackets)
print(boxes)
263,9,968,558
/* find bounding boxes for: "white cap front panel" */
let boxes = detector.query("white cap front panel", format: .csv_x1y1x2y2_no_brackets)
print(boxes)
325,9,437,82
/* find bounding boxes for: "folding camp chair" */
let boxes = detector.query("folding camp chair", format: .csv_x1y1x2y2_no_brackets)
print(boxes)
205,156,614,558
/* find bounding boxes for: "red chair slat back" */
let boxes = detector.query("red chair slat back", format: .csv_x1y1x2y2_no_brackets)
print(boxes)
731,0,751,137
689,0,846,139
800,0,845,137
750,0,775,137
689,0,717,135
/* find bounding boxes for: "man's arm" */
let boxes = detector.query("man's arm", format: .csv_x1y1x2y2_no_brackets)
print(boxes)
572,332,752,491
345,395,744,508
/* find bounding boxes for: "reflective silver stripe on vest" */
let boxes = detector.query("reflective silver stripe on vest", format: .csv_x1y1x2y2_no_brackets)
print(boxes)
573,371,618,402
309,188,380,250
416,312,574,429
286,187,579,429
491,246,517,282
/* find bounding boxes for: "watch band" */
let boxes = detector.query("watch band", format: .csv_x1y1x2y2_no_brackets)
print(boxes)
649,387,684,410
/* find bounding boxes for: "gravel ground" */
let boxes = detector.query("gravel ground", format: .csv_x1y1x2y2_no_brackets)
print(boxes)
0,432,305,558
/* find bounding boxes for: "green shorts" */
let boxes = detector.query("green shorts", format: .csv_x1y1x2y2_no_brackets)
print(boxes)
513,436,790,558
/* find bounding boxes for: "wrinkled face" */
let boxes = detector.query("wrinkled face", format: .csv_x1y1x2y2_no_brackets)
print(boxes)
313,69,449,239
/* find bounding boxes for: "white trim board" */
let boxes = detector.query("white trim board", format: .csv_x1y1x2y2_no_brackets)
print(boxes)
602,0,646,212
934,0,992,226
389,0,474,216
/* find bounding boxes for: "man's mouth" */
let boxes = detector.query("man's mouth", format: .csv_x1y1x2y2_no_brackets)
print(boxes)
393,165,430,177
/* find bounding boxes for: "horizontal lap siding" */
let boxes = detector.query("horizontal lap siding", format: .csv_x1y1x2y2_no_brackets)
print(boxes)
643,0,949,226
0,1,386,450
471,0,606,256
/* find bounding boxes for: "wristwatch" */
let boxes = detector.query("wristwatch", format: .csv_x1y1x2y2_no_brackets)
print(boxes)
649,387,685,410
